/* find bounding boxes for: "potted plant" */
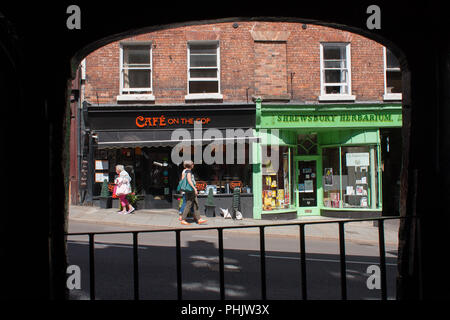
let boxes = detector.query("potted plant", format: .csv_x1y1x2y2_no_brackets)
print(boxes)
125,189,143,211
204,188,216,217
99,179,112,209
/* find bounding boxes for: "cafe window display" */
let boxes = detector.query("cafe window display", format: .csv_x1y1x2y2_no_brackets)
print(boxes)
262,146,293,211
322,145,380,209
176,143,253,195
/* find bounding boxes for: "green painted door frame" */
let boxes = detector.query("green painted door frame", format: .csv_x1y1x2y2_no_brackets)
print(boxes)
294,155,322,216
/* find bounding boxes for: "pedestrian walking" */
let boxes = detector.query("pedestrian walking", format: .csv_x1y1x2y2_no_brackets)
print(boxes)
178,166,194,220
115,164,135,214
179,160,207,225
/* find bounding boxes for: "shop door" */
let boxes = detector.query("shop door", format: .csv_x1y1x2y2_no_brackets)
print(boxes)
296,157,321,215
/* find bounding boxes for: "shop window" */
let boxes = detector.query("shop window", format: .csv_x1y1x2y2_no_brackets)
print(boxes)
322,147,341,208
341,146,372,208
187,41,221,98
297,134,317,155
262,146,293,210
92,148,138,197
181,143,253,194
322,145,380,209
142,148,172,199
120,43,152,94
383,47,402,100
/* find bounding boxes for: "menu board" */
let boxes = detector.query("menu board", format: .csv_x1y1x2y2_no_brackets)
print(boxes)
95,160,109,170
95,172,109,183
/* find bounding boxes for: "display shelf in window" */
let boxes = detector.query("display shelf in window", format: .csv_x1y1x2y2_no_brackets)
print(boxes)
262,174,288,211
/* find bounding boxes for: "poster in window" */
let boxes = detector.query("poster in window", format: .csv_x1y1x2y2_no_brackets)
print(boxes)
324,168,333,186
360,197,368,207
299,183,305,193
95,173,109,183
95,160,109,170
346,153,370,167
304,180,314,193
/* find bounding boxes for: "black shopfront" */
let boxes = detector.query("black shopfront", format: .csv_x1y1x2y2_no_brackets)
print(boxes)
83,103,256,214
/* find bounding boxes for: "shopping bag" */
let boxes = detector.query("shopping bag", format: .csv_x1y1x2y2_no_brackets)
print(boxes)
177,175,194,192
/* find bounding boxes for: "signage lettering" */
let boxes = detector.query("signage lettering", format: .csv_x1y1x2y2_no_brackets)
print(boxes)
276,112,399,124
136,115,211,128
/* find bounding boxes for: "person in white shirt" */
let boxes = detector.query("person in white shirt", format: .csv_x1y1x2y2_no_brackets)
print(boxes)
115,165,135,214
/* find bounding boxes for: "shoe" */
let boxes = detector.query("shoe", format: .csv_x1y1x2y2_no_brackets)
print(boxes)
197,219,208,224
181,220,191,225
127,207,135,214
118,211,127,215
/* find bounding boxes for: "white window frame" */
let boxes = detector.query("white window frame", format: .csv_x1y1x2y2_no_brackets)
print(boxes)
383,47,402,101
117,41,155,101
185,40,223,100
319,42,355,101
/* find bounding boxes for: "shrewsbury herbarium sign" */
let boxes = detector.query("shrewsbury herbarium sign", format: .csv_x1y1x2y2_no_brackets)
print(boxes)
261,106,402,128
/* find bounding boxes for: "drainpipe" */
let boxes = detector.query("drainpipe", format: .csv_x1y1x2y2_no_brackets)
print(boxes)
290,72,295,101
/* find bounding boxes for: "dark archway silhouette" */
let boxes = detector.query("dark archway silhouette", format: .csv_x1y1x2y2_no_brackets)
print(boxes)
0,1,448,301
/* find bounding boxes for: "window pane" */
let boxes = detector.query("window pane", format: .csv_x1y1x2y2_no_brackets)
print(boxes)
190,54,217,67
324,60,346,69
189,80,218,93
323,46,345,60
322,148,341,208
190,69,217,78
297,134,317,155
325,85,347,94
262,146,291,210
386,70,402,93
124,45,150,65
325,70,346,83
123,69,150,88
190,44,218,54
386,49,400,69
341,146,371,208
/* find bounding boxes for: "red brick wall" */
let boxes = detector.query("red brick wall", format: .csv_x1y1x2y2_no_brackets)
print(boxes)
83,21,387,104
254,41,288,97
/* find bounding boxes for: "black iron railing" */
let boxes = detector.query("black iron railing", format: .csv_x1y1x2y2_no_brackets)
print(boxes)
66,216,419,300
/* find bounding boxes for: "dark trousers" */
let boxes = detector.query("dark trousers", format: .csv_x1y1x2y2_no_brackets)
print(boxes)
181,191,200,221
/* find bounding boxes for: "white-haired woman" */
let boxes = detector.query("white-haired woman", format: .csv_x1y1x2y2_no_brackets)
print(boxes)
115,165,135,214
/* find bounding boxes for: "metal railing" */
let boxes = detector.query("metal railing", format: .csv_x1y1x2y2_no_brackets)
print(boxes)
66,216,419,300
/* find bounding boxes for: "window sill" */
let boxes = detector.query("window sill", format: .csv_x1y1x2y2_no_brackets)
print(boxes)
383,93,402,101
185,93,223,101
116,94,155,102
318,94,356,102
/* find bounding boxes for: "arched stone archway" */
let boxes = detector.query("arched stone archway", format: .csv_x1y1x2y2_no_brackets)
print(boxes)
0,2,448,300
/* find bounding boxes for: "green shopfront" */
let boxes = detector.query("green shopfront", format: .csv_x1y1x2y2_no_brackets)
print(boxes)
252,100,402,219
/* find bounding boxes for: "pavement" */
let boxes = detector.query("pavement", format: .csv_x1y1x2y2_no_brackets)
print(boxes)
68,205,400,246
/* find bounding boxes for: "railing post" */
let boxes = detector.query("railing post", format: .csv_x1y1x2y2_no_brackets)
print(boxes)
378,219,387,300
338,222,347,300
175,230,182,300
259,226,267,300
88,233,95,300
218,228,225,300
133,232,140,300
299,224,307,300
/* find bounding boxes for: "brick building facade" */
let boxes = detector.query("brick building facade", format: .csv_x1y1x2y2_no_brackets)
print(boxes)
75,21,402,219
83,21,393,105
